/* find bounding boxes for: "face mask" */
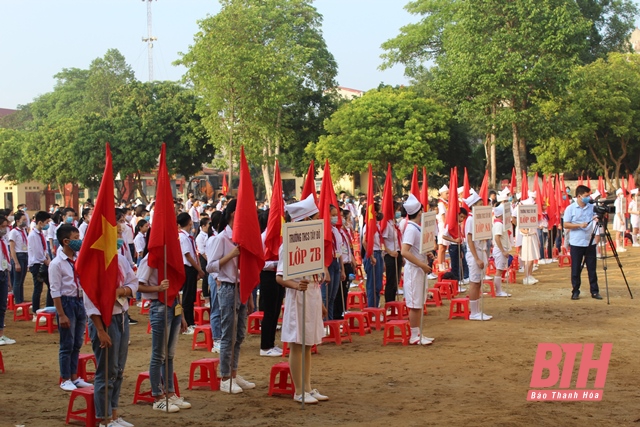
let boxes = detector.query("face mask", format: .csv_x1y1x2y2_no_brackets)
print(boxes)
395,212,401,219
116,238,125,250
19,221,27,229
508,197,513,202
581,196,591,204
144,215,150,222
562,195,567,200
65,216,74,224
125,215,132,222
21,207,27,212
68,239,82,253
330,216,338,225
0,228,7,237
8,216,14,223
566,189,571,194
42,224,50,231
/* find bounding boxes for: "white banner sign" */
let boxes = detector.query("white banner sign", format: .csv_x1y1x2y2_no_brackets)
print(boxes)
503,203,512,225
517,205,539,229
282,220,325,281
472,206,493,241
420,211,437,254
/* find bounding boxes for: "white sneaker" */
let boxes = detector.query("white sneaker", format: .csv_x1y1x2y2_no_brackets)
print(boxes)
496,291,511,297
136,302,142,307
113,417,134,427
409,336,433,345
529,276,539,284
273,345,283,353
182,325,195,335
463,278,470,285
458,286,467,293
211,340,221,353
32,316,38,323
293,392,318,404
518,267,524,273
220,378,243,394
60,379,77,391
633,243,640,247
99,423,118,427
152,399,180,413
523,277,534,285
0,335,16,345
618,247,627,252
234,375,255,390
427,273,437,280
143,301,151,308
309,389,329,401
469,312,492,321
168,394,191,409
483,275,492,280
73,377,92,388
260,348,283,357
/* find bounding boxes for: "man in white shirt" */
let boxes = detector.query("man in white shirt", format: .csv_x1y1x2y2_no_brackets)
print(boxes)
9,211,29,304
491,204,511,297
0,215,16,345
464,192,492,320
28,211,52,313
177,212,205,335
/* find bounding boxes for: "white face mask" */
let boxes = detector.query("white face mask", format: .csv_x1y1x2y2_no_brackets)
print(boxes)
125,215,132,221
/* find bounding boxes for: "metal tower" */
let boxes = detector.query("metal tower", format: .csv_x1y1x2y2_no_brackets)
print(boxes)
142,0,157,82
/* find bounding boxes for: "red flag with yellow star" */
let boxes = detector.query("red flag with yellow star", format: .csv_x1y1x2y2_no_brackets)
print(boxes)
148,143,186,305
264,160,284,261
221,173,229,196
76,144,119,326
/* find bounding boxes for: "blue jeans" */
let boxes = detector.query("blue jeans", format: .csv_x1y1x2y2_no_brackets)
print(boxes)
538,229,548,259
89,313,129,419
208,276,222,340
57,296,87,379
323,258,341,319
0,270,8,330
30,263,53,311
364,251,384,307
218,283,247,378
11,252,28,303
448,244,469,281
149,300,182,397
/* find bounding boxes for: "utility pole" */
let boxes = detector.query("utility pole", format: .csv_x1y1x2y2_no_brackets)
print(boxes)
142,0,157,82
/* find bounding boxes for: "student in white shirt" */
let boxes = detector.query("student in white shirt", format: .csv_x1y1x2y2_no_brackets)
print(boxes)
629,189,640,247
134,220,149,263
9,211,29,304
0,215,16,345
177,213,205,334
189,200,201,233
464,191,493,320
362,202,383,308
48,211,62,259
28,211,53,313
77,208,92,240
382,201,403,303
205,212,222,353
491,204,512,297
195,218,210,304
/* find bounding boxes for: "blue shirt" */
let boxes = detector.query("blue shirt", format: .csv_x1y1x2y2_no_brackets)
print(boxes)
563,201,596,247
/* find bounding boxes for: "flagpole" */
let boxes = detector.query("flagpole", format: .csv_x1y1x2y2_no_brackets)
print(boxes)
419,274,427,342
300,282,306,410
104,338,109,424
164,244,169,413
230,253,239,394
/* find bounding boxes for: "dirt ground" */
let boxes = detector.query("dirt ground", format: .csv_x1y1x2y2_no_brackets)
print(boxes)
2,249,640,427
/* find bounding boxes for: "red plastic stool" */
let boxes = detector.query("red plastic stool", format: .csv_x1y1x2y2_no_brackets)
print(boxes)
247,311,264,334
0,350,4,373
188,358,220,391
436,271,446,282
140,299,152,315
66,386,99,427
322,320,351,345
194,289,204,307
346,291,366,311
552,247,559,259
507,268,517,284
281,342,318,357
434,282,453,300
449,297,470,320
425,288,442,307
558,255,571,267
482,280,496,298
147,321,152,334
382,320,410,346
13,302,32,321
441,279,459,297
35,312,58,333
194,306,210,326
77,353,97,381
363,307,386,330
384,301,408,321
487,260,497,276
344,311,371,336
133,371,180,404
268,362,295,396
192,325,213,351
7,293,14,311
83,325,91,345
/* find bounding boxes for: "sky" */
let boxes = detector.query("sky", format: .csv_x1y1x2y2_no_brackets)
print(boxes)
0,0,417,109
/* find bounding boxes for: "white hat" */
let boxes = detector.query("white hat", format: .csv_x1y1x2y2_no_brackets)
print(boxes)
439,184,449,194
403,194,422,216
631,188,638,195
528,190,537,199
616,188,623,196
516,192,522,200
285,194,319,222
463,190,481,207
457,186,464,194
494,204,504,217
591,190,601,200
522,197,535,205
497,188,510,202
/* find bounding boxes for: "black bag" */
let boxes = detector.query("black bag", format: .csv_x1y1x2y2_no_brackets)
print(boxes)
37,263,49,284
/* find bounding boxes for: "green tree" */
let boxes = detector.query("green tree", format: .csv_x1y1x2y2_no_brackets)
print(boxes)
308,87,451,179
177,0,337,197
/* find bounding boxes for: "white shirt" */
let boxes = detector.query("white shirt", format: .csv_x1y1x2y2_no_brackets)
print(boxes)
382,220,401,252
402,221,426,266
121,222,134,245
361,223,381,251
195,231,208,256
465,214,487,250
179,229,197,265
84,254,138,316
9,227,28,253
0,235,11,271
338,227,353,264
137,255,160,300
205,231,220,280
437,199,448,227
119,243,135,269
78,222,89,240
27,228,48,267
134,232,146,255
189,206,200,223
206,225,238,283
492,220,511,252
48,222,59,242
49,250,82,298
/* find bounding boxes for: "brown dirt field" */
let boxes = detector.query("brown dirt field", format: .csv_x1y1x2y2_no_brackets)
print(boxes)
2,250,640,427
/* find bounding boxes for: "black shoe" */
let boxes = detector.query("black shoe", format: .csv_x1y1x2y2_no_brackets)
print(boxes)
571,293,580,300
128,317,139,325
591,293,603,300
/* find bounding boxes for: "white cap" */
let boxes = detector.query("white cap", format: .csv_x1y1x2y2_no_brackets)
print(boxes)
591,190,601,200
528,190,537,199
403,194,422,216
463,190,481,207
631,188,638,195
616,188,623,196
457,186,464,194
494,204,504,217
516,192,522,200
439,184,449,194
522,197,535,205
285,194,319,222
497,188,510,202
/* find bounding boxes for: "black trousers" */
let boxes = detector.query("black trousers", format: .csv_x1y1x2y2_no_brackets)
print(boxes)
383,252,402,303
258,270,285,350
181,265,199,326
333,263,353,320
199,254,210,298
570,244,599,296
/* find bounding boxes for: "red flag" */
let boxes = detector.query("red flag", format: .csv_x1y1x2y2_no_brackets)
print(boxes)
534,173,543,220
510,167,517,195
420,167,429,208
578,176,584,186
221,173,229,196
232,147,266,303
462,167,471,199
478,170,489,206
629,174,635,194
381,163,394,234
587,176,592,190
318,160,336,267
548,175,559,228
621,176,627,198
521,170,529,198
365,164,376,257
264,160,284,261
147,143,186,305
301,160,317,204
598,176,607,198
444,168,460,240
410,165,420,199
76,144,119,327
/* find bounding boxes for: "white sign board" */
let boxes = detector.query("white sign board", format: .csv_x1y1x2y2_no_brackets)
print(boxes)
503,203,511,225
517,205,539,229
282,220,325,281
420,211,437,254
472,206,493,241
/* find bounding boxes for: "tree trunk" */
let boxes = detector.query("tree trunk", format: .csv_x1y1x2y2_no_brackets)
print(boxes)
135,172,149,205
512,121,522,192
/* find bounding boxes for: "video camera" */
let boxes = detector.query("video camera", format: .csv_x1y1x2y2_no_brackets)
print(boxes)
588,196,615,217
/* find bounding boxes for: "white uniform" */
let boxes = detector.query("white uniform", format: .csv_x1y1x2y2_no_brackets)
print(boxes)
613,197,626,232
277,245,323,346
402,221,426,309
630,199,639,228
464,214,488,283
436,199,448,245
492,220,511,271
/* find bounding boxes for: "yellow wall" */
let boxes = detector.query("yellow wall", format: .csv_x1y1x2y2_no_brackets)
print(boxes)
0,179,46,212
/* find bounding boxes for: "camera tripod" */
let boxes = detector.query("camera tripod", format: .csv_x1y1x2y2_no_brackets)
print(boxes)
582,214,633,304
